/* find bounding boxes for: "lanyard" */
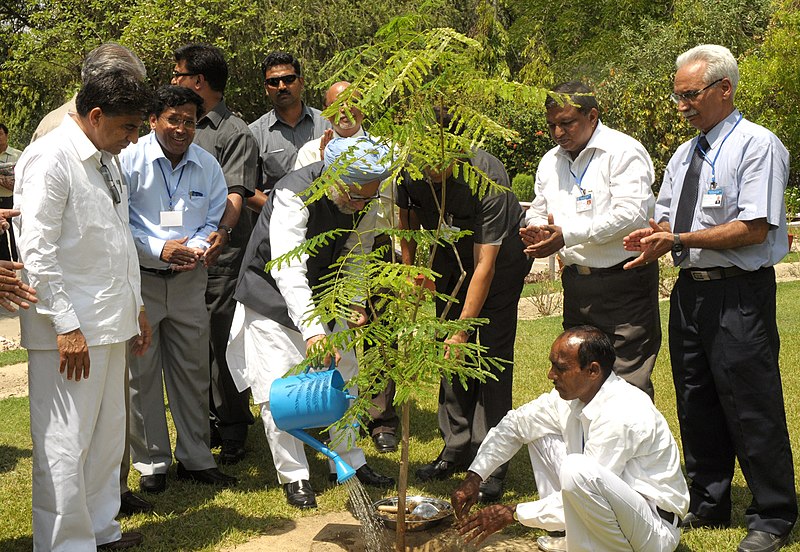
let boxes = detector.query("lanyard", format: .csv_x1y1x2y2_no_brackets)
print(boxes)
696,113,743,188
569,150,595,195
157,159,186,210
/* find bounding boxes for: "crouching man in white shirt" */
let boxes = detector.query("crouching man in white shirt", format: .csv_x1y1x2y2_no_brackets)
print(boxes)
452,326,689,552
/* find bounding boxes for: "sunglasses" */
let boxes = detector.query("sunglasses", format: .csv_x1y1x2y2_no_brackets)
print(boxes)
98,163,121,205
265,74,299,87
171,70,198,79
345,189,380,202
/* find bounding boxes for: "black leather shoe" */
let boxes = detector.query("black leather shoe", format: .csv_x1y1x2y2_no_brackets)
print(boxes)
97,531,143,550
118,491,153,516
356,464,395,488
284,480,317,509
737,530,791,552
680,511,731,529
372,432,398,454
415,458,462,481
176,463,237,487
478,475,505,503
139,474,166,494
219,439,246,465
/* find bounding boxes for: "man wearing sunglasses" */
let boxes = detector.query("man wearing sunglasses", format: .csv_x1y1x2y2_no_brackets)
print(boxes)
120,85,233,495
624,44,796,552
247,52,330,214
227,135,395,509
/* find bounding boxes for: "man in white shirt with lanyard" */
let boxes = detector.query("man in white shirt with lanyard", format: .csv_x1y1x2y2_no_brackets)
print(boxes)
451,325,689,552
624,44,796,552
520,81,660,399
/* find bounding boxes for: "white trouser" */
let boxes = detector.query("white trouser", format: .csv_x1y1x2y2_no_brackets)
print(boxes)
228,303,366,484
526,436,680,551
29,343,126,551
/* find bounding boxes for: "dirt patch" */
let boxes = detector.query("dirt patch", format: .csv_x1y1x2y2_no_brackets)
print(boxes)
219,510,537,551
0,362,27,399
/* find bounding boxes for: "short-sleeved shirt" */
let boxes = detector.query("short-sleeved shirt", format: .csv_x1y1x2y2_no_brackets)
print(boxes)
248,103,330,193
396,149,530,299
193,100,259,274
655,110,789,270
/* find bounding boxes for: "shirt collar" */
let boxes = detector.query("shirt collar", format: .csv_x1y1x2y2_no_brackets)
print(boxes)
333,127,367,139
269,102,313,129
142,131,203,170
61,113,104,165
701,109,741,149
567,371,621,421
555,120,608,163
199,99,228,129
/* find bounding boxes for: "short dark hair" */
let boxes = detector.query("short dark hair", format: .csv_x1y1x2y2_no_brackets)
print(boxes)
76,70,154,118
152,85,204,118
0,123,8,135
545,81,599,115
260,51,302,78
562,325,616,375
174,43,228,93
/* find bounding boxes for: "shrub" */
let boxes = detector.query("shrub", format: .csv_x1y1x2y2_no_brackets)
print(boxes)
512,173,536,202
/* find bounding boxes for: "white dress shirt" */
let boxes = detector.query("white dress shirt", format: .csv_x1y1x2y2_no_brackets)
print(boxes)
119,132,227,268
526,121,655,268
14,114,142,348
268,187,377,340
469,372,689,527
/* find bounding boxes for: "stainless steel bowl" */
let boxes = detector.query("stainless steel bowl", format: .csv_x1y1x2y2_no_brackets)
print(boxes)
373,495,454,532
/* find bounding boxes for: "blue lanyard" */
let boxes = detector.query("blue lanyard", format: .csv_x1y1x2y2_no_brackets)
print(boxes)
696,113,743,188
570,150,595,195
157,159,186,210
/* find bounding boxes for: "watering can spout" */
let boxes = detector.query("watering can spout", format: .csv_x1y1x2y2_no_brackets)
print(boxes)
287,429,356,483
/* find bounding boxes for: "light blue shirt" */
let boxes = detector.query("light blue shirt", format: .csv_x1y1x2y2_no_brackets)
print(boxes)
655,110,790,270
120,132,227,269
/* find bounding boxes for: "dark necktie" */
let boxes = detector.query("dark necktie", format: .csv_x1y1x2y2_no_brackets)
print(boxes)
671,135,709,265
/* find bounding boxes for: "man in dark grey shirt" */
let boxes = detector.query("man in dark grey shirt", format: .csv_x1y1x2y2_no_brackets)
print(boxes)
171,43,259,465
247,51,329,213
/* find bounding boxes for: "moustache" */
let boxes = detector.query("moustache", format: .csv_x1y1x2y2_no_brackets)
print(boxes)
682,110,699,119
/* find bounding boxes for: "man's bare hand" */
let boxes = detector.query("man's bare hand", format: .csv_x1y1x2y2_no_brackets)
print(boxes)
203,230,228,267
444,330,469,360
452,471,482,520
523,214,564,258
306,334,341,368
458,504,517,546
131,310,152,356
623,219,672,270
0,260,37,311
347,305,368,328
160,237,201,266
57,328,90,381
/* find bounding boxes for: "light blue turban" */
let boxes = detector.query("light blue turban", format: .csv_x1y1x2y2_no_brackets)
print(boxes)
323,136,391,185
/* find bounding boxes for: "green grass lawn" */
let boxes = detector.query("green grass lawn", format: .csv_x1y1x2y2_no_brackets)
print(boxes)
1,282,800,550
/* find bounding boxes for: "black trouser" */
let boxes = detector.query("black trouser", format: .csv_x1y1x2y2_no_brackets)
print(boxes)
207,271,254,442
0,196,17,262
562,261,661,399
435,266,526,479
670,266,796,535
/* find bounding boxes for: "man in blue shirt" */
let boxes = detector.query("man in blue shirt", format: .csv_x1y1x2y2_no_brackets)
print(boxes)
120,85,233,493
624,44,796,552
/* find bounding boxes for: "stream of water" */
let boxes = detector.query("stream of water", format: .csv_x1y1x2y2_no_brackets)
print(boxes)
345,478,393,552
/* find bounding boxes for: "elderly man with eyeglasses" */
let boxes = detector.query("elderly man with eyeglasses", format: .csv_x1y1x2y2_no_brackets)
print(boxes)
624,44,797,552
226,135,395,509
119,85,233,494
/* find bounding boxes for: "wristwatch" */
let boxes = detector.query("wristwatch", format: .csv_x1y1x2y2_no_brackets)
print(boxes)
672,233,683,253
218,224,233,237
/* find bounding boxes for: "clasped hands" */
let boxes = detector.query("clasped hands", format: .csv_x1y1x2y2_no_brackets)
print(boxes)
520,214,565,258
160,237,207,271
622,218,673,269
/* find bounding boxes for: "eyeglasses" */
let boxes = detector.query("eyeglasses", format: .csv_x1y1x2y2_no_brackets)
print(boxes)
670,78,724,104
344,188,380,202
98,163,121,204
171,70,198,79
265,74,299,87
160,116,197,129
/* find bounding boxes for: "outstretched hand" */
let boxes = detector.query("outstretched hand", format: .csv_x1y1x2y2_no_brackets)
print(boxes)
623,219,673,270
458,504,517,546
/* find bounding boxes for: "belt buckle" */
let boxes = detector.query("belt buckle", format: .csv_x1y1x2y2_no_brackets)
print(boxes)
576,265,591,276
691,271,711,281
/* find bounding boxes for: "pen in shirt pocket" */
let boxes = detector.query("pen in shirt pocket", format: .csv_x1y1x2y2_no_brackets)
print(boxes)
190,190,204,198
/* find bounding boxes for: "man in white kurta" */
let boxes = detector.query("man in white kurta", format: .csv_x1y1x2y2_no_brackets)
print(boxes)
14,71,152,551
452,326,689,552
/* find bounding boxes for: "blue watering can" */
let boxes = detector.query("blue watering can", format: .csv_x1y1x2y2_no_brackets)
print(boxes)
269,364,358,483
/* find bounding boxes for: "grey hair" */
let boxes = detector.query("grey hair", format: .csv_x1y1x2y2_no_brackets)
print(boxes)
81,43,146,83
676,44,739,98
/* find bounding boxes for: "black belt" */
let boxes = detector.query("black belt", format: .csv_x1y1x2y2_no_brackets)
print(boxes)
657,507,679,526
682,265,750,281
570,258,637,276
140,266,177,277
